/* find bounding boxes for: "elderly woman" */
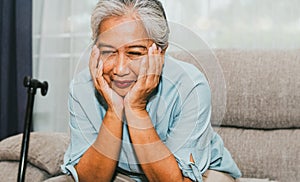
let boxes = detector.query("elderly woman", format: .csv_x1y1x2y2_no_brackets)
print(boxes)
61,0,241,181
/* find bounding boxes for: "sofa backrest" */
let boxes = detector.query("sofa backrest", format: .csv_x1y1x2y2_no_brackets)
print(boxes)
170,50,300,129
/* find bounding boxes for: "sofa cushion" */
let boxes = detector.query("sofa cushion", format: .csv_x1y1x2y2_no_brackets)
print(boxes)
238,178,277,182
215,127,300,182
43,175,74,182
0,161,48,181
0,132,69,175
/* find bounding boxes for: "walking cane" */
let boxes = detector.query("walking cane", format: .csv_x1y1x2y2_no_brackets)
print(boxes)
17,76,48,182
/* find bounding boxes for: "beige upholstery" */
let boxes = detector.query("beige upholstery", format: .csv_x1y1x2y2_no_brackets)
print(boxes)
171,50,300,129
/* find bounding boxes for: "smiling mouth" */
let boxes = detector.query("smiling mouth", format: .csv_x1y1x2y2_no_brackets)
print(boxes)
113,80,135,89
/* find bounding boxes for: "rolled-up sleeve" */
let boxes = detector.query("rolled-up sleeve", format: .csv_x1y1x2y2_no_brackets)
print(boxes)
164,76,213,181
164,73,241,181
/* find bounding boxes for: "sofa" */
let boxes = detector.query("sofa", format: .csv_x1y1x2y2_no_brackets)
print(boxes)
0,50,299,182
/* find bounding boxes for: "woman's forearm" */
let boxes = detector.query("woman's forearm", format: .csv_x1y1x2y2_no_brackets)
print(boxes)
75,110,123,182
125,110,191,182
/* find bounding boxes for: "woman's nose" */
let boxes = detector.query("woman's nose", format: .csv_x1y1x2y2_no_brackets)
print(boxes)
113,53,130,76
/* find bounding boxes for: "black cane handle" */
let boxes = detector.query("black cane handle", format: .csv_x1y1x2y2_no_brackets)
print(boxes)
23,76,48,96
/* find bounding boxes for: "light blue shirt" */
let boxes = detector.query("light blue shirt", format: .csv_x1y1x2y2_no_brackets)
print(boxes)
61,55,241,181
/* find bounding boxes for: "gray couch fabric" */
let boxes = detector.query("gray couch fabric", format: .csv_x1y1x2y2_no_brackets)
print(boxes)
171,50,300,129
215,50,300,129
216,127,300,182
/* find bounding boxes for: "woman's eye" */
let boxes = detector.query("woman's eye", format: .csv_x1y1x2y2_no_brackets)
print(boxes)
101,50,116,55
128,52,143,56
127,52,146,60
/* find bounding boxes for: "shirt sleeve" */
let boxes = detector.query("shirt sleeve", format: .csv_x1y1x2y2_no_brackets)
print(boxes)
61,80,100,182
164,72,241,181
164,76,212,181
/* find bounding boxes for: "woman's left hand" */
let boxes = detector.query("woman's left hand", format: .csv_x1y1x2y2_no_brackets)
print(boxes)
124,43,164,113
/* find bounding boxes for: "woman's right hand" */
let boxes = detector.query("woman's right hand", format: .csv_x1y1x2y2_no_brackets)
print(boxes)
89,45,124,119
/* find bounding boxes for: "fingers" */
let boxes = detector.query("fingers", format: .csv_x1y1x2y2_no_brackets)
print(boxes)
138,51,148,81
124,43,164,110
146,43,163,84
148,43,156,77
89,45,100,80
89,45,106,91
151,43,164,75
133,43,163,98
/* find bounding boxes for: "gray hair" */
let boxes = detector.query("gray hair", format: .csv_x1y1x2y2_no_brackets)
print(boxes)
91,0,169,49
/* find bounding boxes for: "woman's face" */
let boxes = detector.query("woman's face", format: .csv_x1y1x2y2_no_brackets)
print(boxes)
96,16,154,97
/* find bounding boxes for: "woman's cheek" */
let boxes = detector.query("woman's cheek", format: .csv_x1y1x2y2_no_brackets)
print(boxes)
128,59,142,76
102,60,114,86
102,59,114,74
103,74,111,86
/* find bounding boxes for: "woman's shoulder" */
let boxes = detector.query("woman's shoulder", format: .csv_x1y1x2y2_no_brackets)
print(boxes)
69,68,94,96
72,67,92,85
154,54,211,104
162,54,209,87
